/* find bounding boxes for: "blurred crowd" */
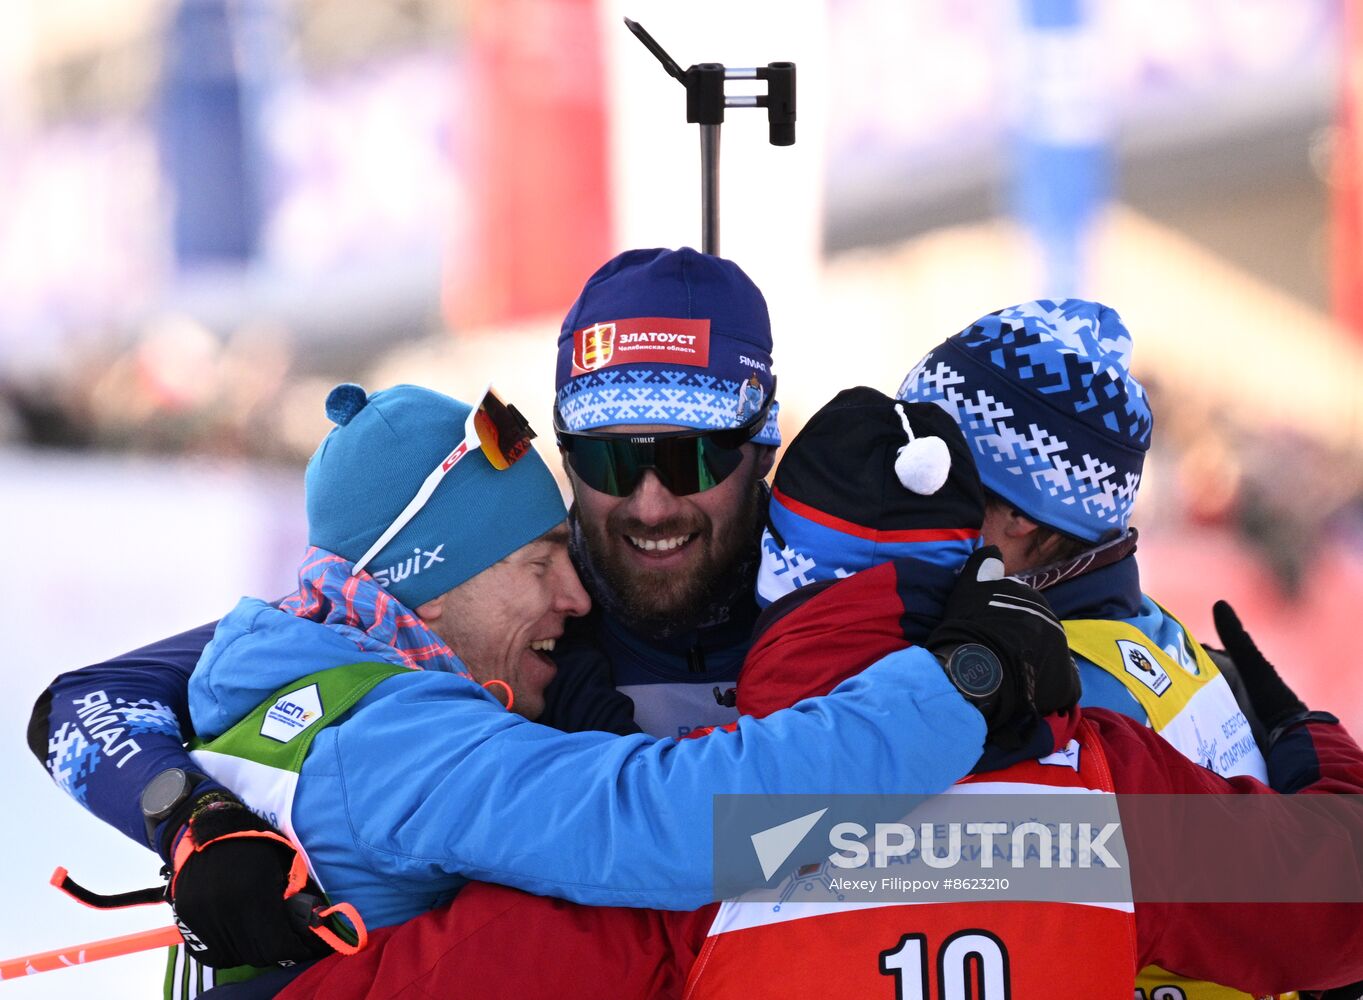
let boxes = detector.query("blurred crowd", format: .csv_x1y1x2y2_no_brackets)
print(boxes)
0,316,323,462
1140,375,1363,599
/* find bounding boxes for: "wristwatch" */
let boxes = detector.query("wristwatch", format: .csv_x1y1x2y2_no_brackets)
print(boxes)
141,767,209,849
941,643,1003,706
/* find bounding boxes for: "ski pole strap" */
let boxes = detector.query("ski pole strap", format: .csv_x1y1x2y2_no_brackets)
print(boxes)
307,902,367,956
50,866,166,910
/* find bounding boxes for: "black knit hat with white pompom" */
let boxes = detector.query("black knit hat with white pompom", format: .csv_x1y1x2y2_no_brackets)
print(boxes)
757,386,985,606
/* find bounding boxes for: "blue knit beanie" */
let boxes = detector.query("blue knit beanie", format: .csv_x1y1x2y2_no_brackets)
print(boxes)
896,299,1153,543
554,247,780,445
305,383,567,608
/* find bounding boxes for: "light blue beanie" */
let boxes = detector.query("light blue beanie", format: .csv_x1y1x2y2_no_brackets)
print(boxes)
305,383,567,608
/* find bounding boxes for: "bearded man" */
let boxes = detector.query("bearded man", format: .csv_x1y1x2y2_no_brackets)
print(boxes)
545,247,781,738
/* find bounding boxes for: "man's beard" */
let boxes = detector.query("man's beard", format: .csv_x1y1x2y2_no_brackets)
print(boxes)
569,478,765,639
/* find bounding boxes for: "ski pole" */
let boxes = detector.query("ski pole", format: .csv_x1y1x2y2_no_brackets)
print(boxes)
0,925,183,980
623,18,796,256
2,864,371,982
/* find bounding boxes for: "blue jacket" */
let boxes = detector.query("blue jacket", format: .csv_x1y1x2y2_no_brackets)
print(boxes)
28,598,755,852
189,597,986,930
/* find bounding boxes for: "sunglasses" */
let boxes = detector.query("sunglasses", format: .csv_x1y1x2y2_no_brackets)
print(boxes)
352,385,535,576
554,378,775,498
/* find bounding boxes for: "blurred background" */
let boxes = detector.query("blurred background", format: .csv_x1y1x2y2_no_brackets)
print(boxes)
4,0,1363,993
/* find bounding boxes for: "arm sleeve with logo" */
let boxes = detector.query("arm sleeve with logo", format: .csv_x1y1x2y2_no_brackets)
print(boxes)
28,622,229,855
331,645,986,910
1088,710,1363,994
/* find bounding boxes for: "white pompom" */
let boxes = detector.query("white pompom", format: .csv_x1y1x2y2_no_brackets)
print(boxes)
894,436,951,495
975,555,1006,582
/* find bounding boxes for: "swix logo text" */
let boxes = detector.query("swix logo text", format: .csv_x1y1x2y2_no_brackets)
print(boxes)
373,545,446,589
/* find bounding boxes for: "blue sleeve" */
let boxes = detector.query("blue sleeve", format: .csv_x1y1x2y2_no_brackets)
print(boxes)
335,645,985,909
29,622,227,855
1075,657,1149,724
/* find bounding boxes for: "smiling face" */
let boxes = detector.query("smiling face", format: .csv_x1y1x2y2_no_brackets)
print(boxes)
417,522,590,720
567,433,774,633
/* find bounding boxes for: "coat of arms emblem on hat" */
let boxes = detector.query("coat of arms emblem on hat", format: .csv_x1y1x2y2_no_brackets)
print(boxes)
574,322,617,372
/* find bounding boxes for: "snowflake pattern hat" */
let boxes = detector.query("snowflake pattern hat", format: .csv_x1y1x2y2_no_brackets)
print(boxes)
897,299,1152,544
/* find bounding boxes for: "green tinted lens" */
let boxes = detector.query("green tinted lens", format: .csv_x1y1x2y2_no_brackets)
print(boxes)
650,436,745,496
564,432,747,497
565,437,647,497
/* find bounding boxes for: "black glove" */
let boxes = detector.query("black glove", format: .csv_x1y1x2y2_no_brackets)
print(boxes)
1212,600,1307,734
165,791,345,968
929,546,1080,737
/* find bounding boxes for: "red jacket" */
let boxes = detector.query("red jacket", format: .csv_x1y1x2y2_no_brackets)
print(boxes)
281,562,1363,998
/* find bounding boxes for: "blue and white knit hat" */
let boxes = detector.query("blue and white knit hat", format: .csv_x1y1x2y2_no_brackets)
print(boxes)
554,248,780,445
758,387,983,607
896,299,1152,543
306,383,567,608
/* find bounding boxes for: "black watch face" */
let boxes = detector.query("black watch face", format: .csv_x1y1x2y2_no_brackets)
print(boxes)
141,768,189,820
949,643,1003,700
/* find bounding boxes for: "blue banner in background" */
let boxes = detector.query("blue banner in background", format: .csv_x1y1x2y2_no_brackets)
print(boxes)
1011,0,1113,295
158,0,284,266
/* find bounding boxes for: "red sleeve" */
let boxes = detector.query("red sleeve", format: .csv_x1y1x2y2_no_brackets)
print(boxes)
1086,710,1363,994
280,883,716,1000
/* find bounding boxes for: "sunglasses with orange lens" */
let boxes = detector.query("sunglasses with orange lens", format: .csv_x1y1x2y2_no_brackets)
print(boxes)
352,385,535,576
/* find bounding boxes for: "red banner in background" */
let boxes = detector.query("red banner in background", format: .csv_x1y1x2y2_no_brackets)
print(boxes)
444,0,613,332
1334,0,1363,340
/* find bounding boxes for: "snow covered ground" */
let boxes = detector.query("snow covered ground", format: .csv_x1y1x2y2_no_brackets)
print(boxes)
0,448,305,997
